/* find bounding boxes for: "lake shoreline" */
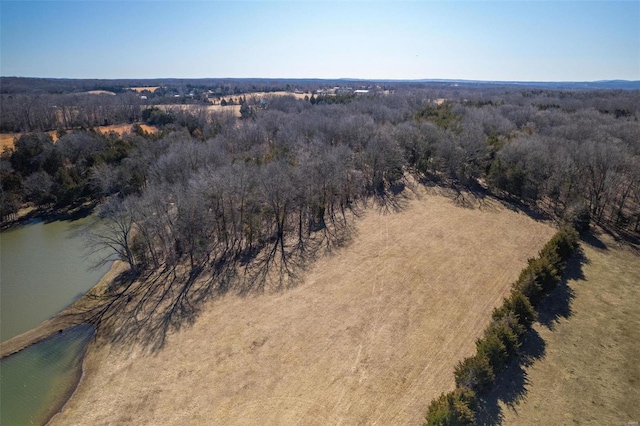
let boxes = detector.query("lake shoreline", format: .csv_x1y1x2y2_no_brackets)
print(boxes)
0,200,99,232
44,327,94,426
0,260,126,358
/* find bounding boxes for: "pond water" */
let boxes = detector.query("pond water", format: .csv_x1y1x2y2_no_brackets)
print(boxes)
0,216,112,425
0,324,95,425
0,216,111,342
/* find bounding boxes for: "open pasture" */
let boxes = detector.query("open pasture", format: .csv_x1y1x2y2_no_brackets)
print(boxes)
51,187,555,425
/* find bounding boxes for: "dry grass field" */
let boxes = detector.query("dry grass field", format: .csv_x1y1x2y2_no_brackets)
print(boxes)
50,187,555,425
242,91,310,100
0,124,158,150
93,123,159,136
157,103,242,117
0,131,58,150
128,86,160,93
158,91,309,117
84,90,117,96
496,231,640,425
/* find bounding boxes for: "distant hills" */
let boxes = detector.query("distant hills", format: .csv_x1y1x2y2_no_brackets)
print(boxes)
365,78,640,90
1,76,638,94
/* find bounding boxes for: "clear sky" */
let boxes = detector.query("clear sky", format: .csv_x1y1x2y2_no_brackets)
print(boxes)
1,1,638,81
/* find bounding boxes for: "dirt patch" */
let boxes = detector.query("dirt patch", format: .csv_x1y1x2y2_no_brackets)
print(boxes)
50,187,554,425
497,231,640,425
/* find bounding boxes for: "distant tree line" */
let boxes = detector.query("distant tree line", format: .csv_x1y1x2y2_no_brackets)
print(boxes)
2,87,639,273
0,92,142,133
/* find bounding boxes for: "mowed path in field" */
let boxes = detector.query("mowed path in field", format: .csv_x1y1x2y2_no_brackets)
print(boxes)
52,188,554,425
501,232,640,425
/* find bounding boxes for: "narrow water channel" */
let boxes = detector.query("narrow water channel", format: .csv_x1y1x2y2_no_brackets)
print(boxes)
0,216,112,425
0,324,95,425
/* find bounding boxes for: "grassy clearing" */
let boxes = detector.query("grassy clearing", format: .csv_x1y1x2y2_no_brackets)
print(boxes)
495,231,640,425
84,90,117,96
242,90,310,100
157,103,242,117
158,91,309,117
128,86,160,93
0,131,58,150
0,124,158,150
93,123,159,136
50,187,554,425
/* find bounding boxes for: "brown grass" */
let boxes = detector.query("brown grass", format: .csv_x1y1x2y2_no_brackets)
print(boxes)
0,131,58,150
0,133,20,150
50,187,554,425
242,91,310,100
499,231,640,425
157,103,242,117
0,124,158,150
93,123,159,136
159,91,310,117
84,90,117,96
128,87,160,93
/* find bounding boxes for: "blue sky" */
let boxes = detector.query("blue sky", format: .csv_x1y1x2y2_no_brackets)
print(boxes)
1,1,638,81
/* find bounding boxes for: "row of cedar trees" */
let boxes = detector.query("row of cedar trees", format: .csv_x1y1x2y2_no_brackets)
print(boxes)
424,226,580,425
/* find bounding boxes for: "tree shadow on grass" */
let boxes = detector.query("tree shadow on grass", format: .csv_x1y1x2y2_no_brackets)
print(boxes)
475,246,587,424
536,247,586,331
596,224,640,254
73,213,356,353
476,330,546,425
371,181,411,214
581,232,608,251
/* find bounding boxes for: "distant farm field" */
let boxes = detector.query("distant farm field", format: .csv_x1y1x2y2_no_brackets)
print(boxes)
499,231,640,425
51,187,555,425
128,86,160,93
94,123,159,136
157,103,242,117
241,90,309,100
0,131,58,150
158,91,310,117
0,124,158,150
84,90,116,96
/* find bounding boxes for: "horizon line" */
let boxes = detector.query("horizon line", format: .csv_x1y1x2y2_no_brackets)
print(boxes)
2,76,639,84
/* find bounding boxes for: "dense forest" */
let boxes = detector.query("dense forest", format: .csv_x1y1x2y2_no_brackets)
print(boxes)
2,84,639,283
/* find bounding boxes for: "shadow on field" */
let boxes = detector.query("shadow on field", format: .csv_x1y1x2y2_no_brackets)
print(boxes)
475,330,546,425
416,174,548,218
597,224,640,255
475,246,587,425
536,247,585,331
581,232,609,251
71,206,364,353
